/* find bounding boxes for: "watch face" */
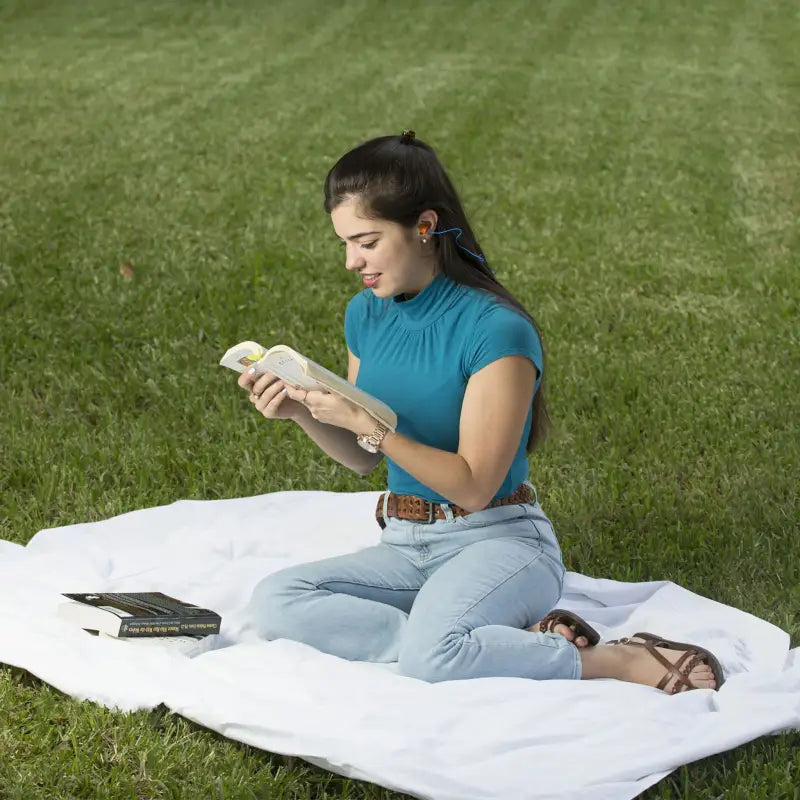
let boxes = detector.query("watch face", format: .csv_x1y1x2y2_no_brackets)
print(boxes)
357,435,377,453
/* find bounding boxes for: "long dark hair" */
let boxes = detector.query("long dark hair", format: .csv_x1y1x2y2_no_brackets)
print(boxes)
323,133,550,452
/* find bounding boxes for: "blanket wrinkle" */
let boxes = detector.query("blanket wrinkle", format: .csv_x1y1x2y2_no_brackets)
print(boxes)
1,489,797,800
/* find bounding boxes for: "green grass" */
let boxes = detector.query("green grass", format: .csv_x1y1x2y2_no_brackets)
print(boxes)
1,0,798,797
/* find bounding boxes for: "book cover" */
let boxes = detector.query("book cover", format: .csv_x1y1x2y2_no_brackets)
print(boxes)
59,592,222,638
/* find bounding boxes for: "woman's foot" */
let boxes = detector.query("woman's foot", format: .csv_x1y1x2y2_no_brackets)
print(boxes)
529,619,591,647
529,609,599,648
580,635,720,692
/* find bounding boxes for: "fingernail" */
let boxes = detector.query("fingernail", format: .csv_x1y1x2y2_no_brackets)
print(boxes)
247,367,255,375
282,388,287,394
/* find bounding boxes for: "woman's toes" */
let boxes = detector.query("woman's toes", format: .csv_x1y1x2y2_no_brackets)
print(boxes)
552,625,590,647
689,667,716,689
690,665,716,688
555,623,575,641
528,620,591,647
528,621,575,640
552,626,590,647
619,640,720,693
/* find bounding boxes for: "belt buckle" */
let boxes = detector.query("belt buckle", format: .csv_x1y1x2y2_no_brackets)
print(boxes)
422,500,436,524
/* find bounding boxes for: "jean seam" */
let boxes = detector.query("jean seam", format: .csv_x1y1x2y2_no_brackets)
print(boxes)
448,548,547,632
315,579,420,593
530,517,548,539
526,518,543,540
528,518,565,585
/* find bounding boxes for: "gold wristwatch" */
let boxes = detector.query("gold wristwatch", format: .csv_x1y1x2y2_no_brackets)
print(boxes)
356,422,389,453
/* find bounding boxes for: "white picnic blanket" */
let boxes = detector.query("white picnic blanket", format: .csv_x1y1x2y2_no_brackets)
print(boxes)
0,489,797,800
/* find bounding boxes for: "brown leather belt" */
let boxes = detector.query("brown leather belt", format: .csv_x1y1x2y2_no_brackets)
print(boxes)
375,483,534,529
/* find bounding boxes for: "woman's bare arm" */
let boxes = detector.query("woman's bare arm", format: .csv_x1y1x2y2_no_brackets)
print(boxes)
291,403,382,476
374,355,536,510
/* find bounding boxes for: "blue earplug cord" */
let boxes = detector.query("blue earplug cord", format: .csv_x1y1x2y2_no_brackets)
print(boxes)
431,227,486,263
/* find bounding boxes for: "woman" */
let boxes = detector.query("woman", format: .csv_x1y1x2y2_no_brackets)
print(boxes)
240,131,723,694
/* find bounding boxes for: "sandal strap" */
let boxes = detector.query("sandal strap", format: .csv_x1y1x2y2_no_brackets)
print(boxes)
608,636,703,693
668,653,704,694
540,612,573,634
653,648,696,693
539,613,555,633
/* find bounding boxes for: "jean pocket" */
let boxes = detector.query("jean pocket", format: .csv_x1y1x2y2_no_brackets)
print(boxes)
457,503,530,529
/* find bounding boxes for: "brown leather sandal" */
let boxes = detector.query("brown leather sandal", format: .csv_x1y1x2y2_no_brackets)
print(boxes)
606,632,726,693
536,609,601,646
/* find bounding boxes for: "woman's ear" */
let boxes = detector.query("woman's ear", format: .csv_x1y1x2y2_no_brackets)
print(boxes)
417,210,438,235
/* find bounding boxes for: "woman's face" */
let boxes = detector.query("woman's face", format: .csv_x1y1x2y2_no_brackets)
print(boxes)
331,195,436,299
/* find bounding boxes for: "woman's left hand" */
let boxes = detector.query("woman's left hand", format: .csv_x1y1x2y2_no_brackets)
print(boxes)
283,385,373,434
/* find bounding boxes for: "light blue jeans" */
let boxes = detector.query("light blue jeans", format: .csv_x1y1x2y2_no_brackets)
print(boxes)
247,483,581,682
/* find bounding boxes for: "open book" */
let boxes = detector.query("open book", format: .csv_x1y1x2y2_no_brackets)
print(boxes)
220,341,397,431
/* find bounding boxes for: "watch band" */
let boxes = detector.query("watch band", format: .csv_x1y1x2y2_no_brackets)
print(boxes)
357,422,389,452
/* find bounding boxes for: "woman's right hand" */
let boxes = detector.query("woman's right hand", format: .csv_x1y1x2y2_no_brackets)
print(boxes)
237,369,304,421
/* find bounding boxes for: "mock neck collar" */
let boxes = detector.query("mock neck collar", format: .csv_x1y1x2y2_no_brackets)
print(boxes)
389,272,464,331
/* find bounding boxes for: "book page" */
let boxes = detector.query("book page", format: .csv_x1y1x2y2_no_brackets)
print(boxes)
219,342,266,372
258,351,324,391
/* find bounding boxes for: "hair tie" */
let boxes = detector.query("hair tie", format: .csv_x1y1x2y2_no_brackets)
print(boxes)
400,130,416,144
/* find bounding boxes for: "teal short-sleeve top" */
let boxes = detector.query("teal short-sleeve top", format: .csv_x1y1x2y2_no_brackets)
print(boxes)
345,272,542,503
